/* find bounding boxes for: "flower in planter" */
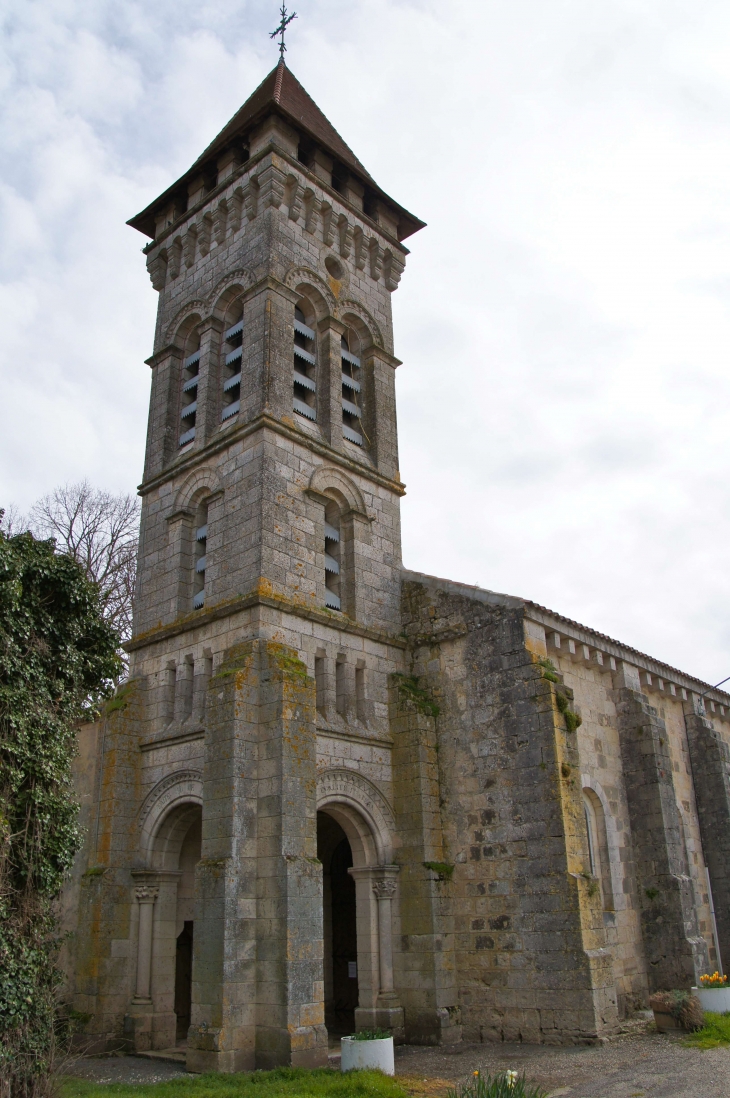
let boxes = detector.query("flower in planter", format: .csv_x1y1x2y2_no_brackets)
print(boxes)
700,972,728,987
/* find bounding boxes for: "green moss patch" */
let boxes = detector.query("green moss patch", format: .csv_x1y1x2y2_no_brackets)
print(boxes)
393,674,439,719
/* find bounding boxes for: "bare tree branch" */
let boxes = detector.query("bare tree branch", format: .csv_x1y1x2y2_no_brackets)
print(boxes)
26,482,140,665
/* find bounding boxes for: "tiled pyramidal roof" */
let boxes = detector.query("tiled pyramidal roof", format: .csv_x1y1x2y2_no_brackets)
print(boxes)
128,62,424,241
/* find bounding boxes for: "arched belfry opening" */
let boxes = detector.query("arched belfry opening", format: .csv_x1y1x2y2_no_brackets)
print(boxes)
317,812,358,1034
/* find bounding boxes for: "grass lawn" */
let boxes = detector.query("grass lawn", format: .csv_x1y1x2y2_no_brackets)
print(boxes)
683,1011,730,1050
61,1067,412,1098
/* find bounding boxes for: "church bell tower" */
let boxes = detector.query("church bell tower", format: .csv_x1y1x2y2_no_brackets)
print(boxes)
114,61,424,1071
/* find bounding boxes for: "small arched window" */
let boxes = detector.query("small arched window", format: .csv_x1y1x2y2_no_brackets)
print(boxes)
584,797,597,876
180,329,201,447
221,300,243,422
324,500,341,611
192,499,208,610
293,303,317,421
341,329,363,446
583,788,615,911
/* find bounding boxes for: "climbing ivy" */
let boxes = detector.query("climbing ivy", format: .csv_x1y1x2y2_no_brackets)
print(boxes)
0,525,120,1094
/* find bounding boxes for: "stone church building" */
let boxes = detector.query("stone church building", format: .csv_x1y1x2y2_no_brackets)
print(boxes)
64,61,730,1071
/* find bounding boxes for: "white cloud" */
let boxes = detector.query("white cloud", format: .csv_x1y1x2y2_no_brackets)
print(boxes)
2,0,730,681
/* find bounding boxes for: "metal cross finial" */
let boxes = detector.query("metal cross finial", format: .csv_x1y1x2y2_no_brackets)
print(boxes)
270,3,297,62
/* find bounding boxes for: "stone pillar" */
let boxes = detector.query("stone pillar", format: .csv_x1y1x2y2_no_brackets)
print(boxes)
187,639,327,1074
126,881,159,1052
166,508,194,617
195,316,223,444
373,873,398,997
317,316,346,449
613,662,709,989
684,693,730,971
143,345,182,478
361,346,401,480
349,867,404,1041
133,884,158,1002
389,675,461,1045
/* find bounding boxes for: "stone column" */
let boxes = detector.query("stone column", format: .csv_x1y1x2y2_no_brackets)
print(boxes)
349,866,404,1041
373,873,398,996
613,662,709,989
133,884,158,1003
684,692,730,971
195,316,223,444
317,316,346,449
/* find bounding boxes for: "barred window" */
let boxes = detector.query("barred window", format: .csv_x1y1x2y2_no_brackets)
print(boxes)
293,304,317,421
179,332,201,447
221,303,243,422
192,500,208,610
324,501,341,611
341,330,363,446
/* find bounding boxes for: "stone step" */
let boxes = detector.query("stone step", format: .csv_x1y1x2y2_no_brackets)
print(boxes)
136,1048,187,1065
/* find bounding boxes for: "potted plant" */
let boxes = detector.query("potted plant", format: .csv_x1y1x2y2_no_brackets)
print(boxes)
649,990,703,1032
340,1028,394,1075
693,972,730,1013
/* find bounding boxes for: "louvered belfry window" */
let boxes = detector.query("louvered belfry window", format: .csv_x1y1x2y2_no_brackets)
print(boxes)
179,334,201,447
324,501,341,611
221,305,243,422
341,332,362,446
193,501,208,610
293,305,317,421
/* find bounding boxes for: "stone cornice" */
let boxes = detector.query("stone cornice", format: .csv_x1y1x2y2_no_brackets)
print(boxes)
125,588,408,654
138,413,406,498
146,145,409,258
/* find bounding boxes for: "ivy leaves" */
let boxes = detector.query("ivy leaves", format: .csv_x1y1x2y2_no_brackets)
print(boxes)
0,527,120,1087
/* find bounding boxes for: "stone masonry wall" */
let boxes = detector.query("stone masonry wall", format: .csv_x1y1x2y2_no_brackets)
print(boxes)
399,573,619,1045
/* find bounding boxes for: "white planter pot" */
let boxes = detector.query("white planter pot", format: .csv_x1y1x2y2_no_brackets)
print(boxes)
693,986,730,1013
340,1036,394,1075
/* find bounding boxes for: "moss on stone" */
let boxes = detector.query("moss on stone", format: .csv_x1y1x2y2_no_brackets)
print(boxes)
393,674,440,718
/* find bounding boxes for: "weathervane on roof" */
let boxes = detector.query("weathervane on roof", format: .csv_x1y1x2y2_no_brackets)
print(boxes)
270,3,297,62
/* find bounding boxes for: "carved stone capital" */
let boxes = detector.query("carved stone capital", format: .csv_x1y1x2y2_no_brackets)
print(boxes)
372,878,397,900
135,884,159,904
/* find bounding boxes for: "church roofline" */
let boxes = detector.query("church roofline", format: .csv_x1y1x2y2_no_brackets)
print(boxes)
128,62,425,243
402,568,730,708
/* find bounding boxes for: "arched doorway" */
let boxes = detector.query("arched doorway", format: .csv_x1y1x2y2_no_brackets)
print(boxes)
315,773,403,1040
317,812,358,1034
173,813,201,1041
134,796,202,1051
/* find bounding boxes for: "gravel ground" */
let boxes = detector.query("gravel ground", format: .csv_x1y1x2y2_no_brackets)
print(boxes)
393,1029,730,1098
64,1055,188,1085
65,1025,730,1098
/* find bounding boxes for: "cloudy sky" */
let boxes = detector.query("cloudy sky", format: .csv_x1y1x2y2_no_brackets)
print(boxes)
2,0,730,683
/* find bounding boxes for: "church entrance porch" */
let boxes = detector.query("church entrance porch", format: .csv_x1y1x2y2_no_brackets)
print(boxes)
129,800,201,1053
